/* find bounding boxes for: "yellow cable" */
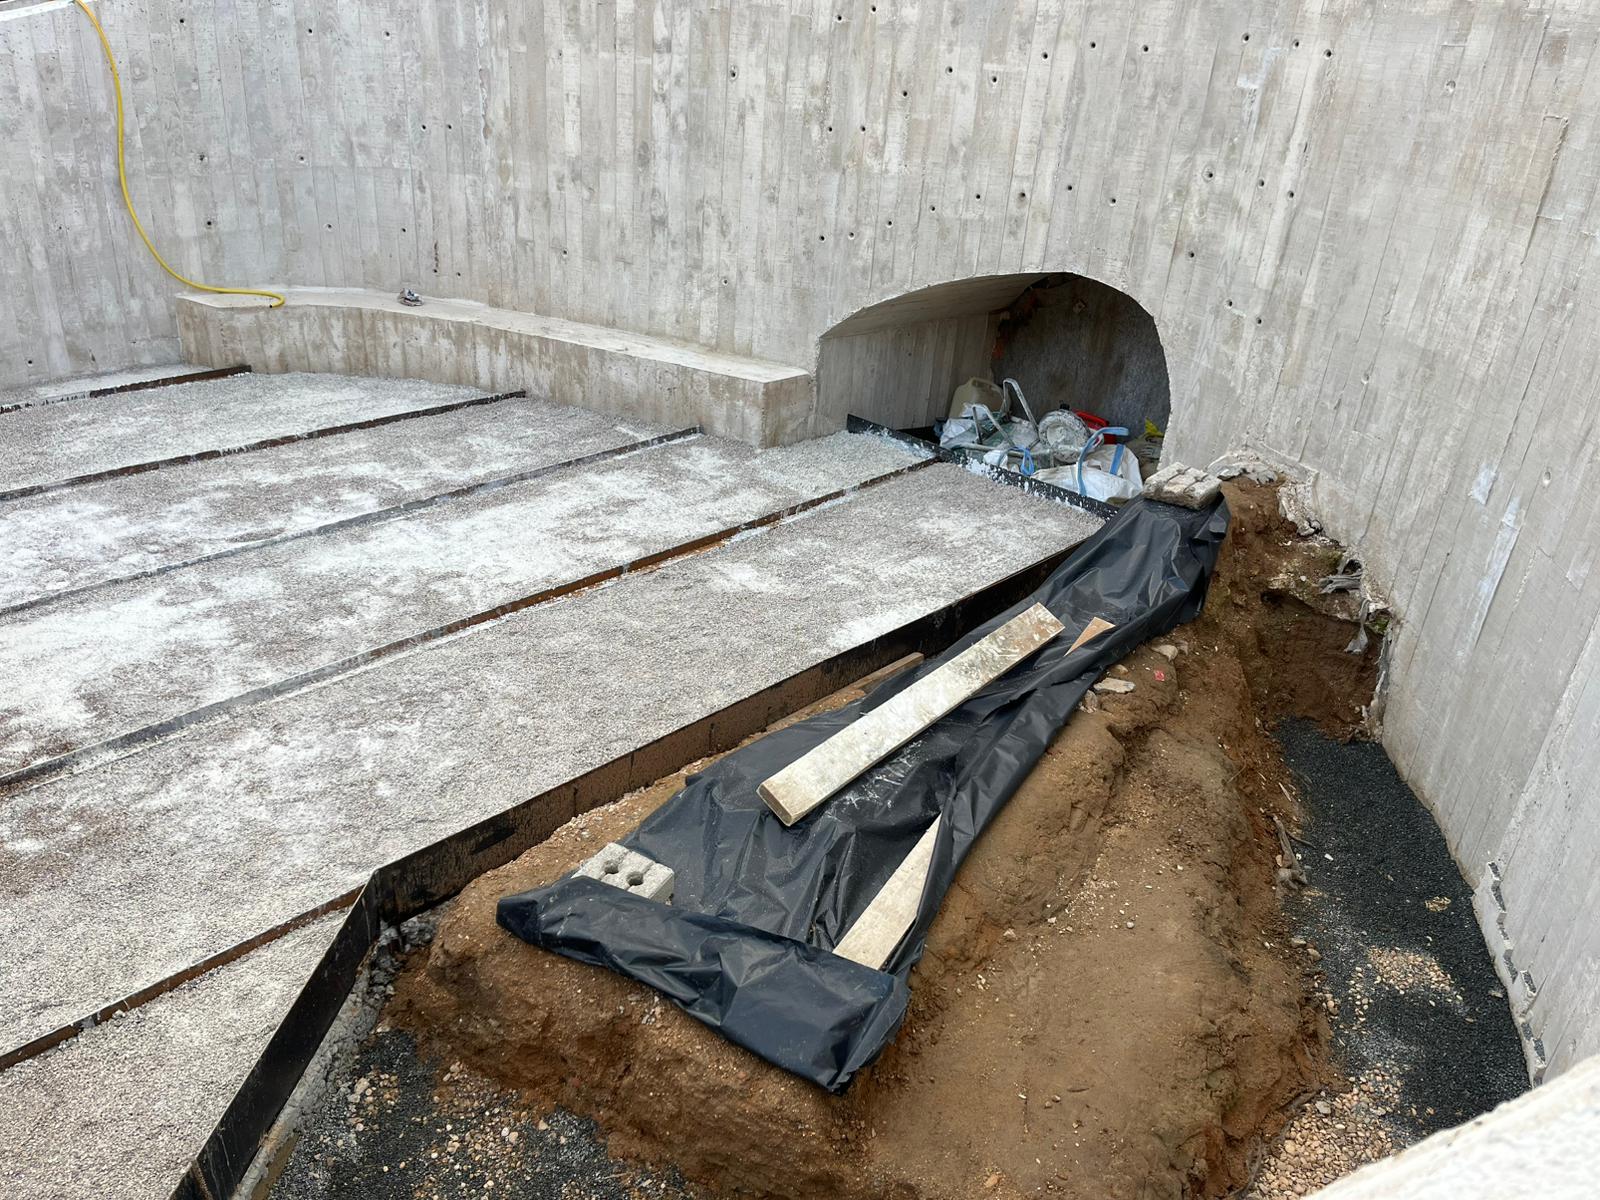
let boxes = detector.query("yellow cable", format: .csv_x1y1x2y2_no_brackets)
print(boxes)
73,0,284,308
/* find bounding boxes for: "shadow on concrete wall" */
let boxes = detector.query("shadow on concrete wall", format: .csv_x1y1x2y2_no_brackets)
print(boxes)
994,275,1171,435
815,272,1169,436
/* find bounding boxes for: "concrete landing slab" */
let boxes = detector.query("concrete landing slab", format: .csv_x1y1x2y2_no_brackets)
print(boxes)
177,289,816,446
0,372,483,497
0,397,671,610
0,465,1098,1057
0,431,921,775
0,913,340,1200
0,362,214,412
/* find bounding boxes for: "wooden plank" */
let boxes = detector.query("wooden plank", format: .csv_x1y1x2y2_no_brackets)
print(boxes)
758,602,1065,825
829,615,1111,969
832,815,942,969
1069,616,1115,650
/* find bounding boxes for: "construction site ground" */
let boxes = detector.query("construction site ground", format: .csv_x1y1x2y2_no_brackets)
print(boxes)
270,481,1528,1199
0,365,1527,1199
0,368,1103,1199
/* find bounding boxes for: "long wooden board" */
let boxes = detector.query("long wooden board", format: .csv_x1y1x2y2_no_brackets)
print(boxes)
1069,616,1115,650
758,603,1066,825
828,616,1116,969
831,816,942,969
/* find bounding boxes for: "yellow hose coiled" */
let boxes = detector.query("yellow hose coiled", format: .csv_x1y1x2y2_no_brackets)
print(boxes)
73,0,284,308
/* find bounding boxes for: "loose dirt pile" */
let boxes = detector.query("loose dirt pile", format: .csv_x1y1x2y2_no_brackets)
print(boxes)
390,481,1384,1199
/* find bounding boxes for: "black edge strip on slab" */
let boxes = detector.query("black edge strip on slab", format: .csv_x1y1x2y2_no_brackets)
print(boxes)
0,456,933,795
844,413,1121,519
0,365,251,416
0,891,361,1074
0,389,530,504
0,427,703,620
167,544,1075,1200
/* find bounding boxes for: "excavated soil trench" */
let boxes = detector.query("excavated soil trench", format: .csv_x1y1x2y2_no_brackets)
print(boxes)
386,481,1382,1199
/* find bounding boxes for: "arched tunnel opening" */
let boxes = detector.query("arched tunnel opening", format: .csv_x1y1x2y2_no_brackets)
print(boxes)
818,272,1171,501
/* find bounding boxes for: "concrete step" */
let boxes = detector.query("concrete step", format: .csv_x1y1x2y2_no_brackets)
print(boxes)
0,913,340,1200
0,372,493,499
0,363,241,414
178,288,816,447
0,463,1099,1061
0,431,924,777
0,396,674,610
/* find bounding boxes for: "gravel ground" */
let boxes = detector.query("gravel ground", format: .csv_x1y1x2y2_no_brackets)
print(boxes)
272,1024,701,1200
1245,722,1528,1198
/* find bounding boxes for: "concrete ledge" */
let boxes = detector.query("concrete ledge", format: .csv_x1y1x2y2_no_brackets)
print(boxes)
175,289,816,447
1309,1051,1600,1199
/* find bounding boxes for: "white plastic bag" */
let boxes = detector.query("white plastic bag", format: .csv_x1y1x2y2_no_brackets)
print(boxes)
1035,443,1144,502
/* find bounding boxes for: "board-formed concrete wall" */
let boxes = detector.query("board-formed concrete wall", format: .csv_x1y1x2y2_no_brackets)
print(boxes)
6,0,1599,1075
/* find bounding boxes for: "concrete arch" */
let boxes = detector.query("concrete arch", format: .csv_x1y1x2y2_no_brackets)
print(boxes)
815,272,1171,436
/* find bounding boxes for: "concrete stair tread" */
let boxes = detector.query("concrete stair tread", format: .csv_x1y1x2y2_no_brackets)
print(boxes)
0,395,672,610
0,372,484,497
0,430,922,776
0,462,1099,1061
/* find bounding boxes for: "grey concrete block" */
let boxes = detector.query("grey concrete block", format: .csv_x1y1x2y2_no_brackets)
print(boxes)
574,843,675,903
1143,462,1221,509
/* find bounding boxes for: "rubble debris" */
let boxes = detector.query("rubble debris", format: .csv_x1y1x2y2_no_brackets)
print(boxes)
1210,453,1280,485
1142,462,1222,509
1319,572,1362,594
1272,815,1309,888
1092,678,1136,695
1277,479,1323,536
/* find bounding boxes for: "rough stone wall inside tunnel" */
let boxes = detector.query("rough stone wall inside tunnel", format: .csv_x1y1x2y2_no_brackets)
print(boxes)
6,0,1600,1075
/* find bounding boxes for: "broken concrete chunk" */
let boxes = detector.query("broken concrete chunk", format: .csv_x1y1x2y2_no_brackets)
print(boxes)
1143,461,1222,509
574,842,675,903
1278,480,1323,536
1093,678,1136,695
1153,643,1178,660
1209,453,1279,485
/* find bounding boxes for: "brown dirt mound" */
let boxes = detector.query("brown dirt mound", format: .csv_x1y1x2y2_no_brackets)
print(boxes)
390,480,1379,1199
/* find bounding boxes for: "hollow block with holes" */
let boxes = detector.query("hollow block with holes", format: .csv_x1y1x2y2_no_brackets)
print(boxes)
573,842,675,903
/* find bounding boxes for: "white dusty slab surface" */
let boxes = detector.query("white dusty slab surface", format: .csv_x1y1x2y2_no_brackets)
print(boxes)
0,465,1099,1055
0,913,339,1200
0,372,482,496
0,396,672,610
0,362,204,411
0,432,920,775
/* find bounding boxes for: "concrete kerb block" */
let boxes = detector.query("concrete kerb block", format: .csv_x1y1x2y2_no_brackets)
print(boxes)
575,842,675,903
1143,461,1222,509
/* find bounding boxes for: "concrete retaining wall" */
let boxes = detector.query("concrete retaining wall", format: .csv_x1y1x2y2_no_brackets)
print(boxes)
6,0,1600,1075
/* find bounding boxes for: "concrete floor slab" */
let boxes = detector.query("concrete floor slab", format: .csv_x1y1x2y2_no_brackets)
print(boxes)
0,362,205,411
0,913,340,1200
0,372,483,496
0,464,1098,1057
0,431,921,775
0,397,671,610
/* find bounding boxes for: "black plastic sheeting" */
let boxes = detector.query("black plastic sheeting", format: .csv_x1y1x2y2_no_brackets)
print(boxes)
498,495,1229,1092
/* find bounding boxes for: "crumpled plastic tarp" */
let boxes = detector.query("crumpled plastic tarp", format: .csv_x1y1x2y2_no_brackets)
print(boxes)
497,495,1229,1092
